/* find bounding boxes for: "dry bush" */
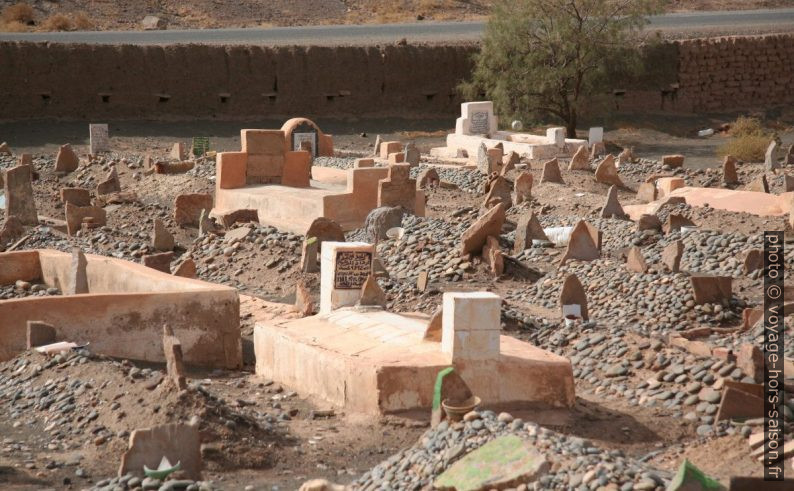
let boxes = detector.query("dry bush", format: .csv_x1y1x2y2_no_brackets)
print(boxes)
728,116,765,138
718,115,773,162
0,20,28,32
72,12,93,30
40,13,72,31
719,134,770,162
1,3,34,24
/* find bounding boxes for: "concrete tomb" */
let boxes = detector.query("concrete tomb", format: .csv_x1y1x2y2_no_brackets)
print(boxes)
431,102,586,161
254,254,575,414
214,124,423,234
3,164,38,225
0,249,241,367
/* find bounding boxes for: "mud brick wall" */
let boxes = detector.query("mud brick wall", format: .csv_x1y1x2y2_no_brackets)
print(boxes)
0,34,792,121
675,34,794,112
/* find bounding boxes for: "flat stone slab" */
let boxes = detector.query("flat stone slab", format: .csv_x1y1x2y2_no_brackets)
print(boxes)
434,435,549,491
625,187,794,220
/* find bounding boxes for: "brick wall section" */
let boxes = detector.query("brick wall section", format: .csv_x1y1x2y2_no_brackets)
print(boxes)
0,34,792,120
675,34,794,112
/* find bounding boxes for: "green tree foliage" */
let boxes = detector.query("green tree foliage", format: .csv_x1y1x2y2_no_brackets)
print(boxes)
462,0,663,137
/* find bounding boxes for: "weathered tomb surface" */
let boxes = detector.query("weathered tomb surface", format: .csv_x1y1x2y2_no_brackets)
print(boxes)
0,249,241,367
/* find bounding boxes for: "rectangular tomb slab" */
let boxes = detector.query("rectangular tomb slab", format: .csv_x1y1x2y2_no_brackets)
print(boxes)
253,307,575,415
0,249,241,368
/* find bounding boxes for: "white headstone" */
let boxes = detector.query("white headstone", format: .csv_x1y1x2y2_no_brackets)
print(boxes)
441,291,501,362
588,127,604,144
320,241,374,313
89,124,109,155
455,101,498,136
546,127,566,148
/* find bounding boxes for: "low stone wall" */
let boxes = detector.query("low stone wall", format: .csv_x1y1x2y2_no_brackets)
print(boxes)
0,250,241,368
0,34,791,120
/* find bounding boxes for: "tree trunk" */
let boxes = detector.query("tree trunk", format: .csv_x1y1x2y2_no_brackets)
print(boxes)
566,109,577,139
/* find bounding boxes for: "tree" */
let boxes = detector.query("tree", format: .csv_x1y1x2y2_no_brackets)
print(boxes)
461,0,663,138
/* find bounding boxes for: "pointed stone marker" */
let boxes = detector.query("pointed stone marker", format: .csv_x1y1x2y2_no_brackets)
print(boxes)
663,214,696,234
153,219,175,252
661,240,684,272
96,168,121,195
690,275,732,305
747,174,769,193
423,307,442,342
67,248,89,295
743,249,763,275
417,271,429,292
142,251,174,273
636,182,657,203
483,176,512,209
55,144,79,173
765,140,779,171
501,151,519,175
600,185,624,218
295,280,315,317
594,154,623,186
559,221,600,265
162,325,187,390
626,246,648,273
514,172,533,204
540,158,563,184
722,155,739,184
3,164,38,225
172,258,197,278
301,237,319,273
358,274,387,307
568,145,590,170
460,203,505,256
559,273,588,320
513,211,549,254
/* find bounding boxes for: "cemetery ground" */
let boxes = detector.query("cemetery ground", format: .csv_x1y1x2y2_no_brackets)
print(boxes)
1,110,794,491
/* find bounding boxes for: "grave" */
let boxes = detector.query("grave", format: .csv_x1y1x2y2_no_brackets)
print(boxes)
89,124,109,155
431,102,586,161
624,187,794,220
0,249,241,367
213,123,424,234
3,164,38,225
253,244,575,415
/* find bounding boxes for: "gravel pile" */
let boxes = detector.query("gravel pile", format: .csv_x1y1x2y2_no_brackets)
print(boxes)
353,410,673,490
411,164,487,194
313,156,357,170
1,281,60,300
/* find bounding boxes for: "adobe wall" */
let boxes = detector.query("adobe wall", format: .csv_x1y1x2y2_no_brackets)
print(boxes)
0,250,242,368
0,34,791,120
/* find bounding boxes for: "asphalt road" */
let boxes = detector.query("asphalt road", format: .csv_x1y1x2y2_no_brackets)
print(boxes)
1,8,793,45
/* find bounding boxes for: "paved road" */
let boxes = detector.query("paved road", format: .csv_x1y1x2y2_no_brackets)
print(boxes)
1,8,793,45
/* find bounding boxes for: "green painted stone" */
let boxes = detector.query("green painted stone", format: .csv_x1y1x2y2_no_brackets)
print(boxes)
434,435,548,491
666,459,724,491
